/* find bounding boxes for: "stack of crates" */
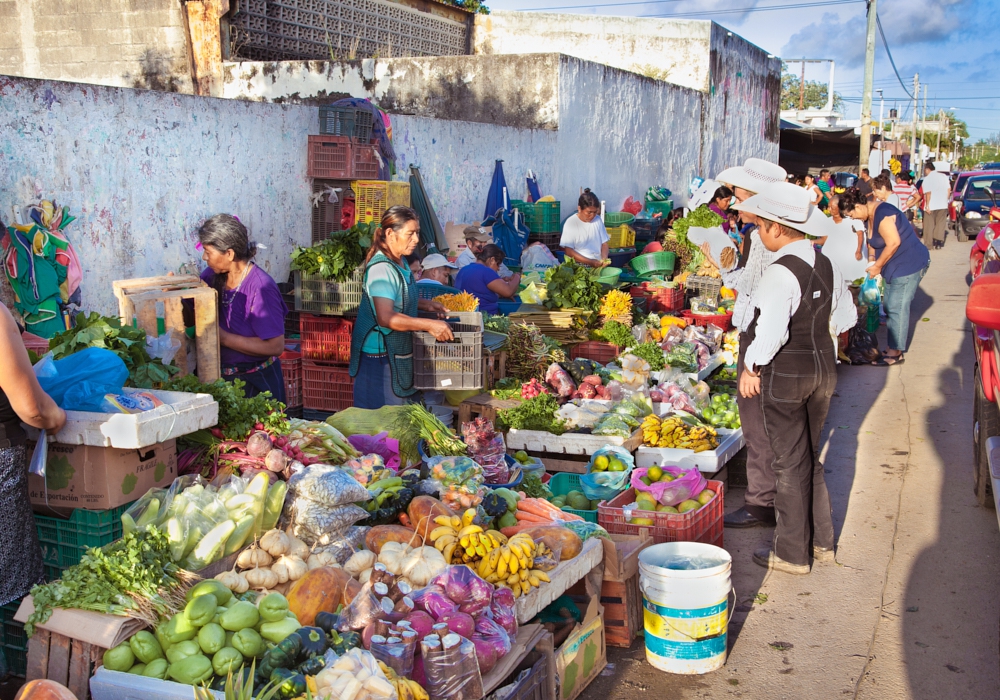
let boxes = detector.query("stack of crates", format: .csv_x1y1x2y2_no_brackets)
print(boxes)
511,200,561,248
299,313,356,419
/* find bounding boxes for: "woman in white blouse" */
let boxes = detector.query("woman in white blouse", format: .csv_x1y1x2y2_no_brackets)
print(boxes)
560,189,609,269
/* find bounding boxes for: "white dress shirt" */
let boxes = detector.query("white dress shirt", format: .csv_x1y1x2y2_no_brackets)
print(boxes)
719,230,777,332
744,239,856,371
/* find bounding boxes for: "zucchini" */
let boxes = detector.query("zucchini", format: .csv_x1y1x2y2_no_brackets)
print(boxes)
224,515,256,556
185,519,236,570
166,517,187,561
261,482,287,531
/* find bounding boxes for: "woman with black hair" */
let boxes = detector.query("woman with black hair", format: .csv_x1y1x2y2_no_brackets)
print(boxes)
560,189,609,268
198,214,288,401
455,244,522,314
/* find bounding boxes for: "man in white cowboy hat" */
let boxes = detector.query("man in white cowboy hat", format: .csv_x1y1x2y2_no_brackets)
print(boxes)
416,253,458,286
704,158,787,530
731,182,855,574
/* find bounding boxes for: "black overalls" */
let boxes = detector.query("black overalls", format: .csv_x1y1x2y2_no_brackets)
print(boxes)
747,252,837,566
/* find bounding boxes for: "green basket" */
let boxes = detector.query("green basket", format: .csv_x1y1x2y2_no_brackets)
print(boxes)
1,600,27,677
645,200,673,217
34,503,133,581
631,251,677,277
595,266,622,287
511,200,561,234
548,473,599,523
604,212,635,226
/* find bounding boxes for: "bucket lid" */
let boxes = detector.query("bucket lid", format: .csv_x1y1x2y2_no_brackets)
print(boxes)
639,541,732,578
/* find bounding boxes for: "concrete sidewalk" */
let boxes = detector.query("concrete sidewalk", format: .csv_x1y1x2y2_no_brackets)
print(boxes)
582,241,1000,699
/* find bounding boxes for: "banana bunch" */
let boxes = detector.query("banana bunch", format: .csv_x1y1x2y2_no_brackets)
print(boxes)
532,540,559,571
430,509,506,564
642,414,718,452
477,533,550,597
377,661,429,700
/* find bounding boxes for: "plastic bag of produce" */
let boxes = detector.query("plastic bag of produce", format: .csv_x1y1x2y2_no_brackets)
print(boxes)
470,616,512,675
347,433,400,472
313,646,398,700
488,588,517,638
631,466,707,507
461,419,508,485
580,446,634,500
426,457,485,511
312,526,371,565
591,415,632,438
420,634,484,700
288,464,372,507
544,362,576,398
370,635,417,678
685,323,723,354
520,242,559,274
121,488,168,535
561,521,611,542
518,281,546,305
860,273,882,305
34,347,129,412
430,565,493,617
284,499,370,545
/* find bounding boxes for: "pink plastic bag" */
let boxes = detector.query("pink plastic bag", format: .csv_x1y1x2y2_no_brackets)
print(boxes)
631,466,707,507
622,197,643,215
431,565,493,617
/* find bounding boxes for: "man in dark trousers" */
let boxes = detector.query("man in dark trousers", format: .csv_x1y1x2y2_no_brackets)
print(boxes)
732,182,855,574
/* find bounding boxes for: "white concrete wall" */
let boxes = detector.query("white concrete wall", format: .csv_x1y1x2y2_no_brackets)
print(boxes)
0,74,313,315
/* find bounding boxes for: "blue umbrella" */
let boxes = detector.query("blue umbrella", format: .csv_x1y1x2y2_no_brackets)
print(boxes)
526,170,541,203
484,160,509,220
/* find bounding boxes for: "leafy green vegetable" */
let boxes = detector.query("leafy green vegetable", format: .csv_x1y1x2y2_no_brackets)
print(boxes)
483,313,511,334
664,342,699,373
490,377,522,400
672,206,724,246
48,312,179,388
496,394,565,434
165,376,288,441
628,342,666,371
599,320,635,348
289,223,374,281
543,261,604,311
520,471,553,500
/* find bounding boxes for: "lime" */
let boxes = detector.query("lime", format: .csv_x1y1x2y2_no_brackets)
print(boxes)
647,466,663,481
593,455,610,471
609,458,626,472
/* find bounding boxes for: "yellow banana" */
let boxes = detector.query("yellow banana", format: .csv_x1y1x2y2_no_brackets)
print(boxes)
507,573,520,586
475,543,487,558
533,570,550,583
451,515,462,529
519,580,531,596
458,524,484,538
462,508,477,528
508,552,519,574
433,534,456,552
430,526,458,542
443,541,457,564
528,574,540,586
519,568,528,581
497,551,509,578
407,679,429,700
434,515,454,527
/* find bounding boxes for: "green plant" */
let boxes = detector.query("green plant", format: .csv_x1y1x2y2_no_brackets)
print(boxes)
543,261,604,312
496,394,565,435
628,342,666,372
599,320,634,349
672,206,724,247
290,223,374,281
165,376,288,441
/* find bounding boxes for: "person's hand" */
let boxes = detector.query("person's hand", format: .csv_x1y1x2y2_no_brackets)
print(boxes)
699,242,717,266
50,406,67,434
426,320,455,342
597,259,610,269
739,368,761,399
855,249,864,261
425,301,448,318
866,262,882,278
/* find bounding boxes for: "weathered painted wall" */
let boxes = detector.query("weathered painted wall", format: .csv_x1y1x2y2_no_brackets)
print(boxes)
0,75,314,315
0,0,194,93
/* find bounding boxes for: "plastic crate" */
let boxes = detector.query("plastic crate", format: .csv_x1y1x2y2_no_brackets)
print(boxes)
499,650,549,700
413,322,484,391
604,212,635,226
294,268,364,316
34,503,133,581
417,284,462,300
302,408,333,422
570,341,621,364
598,482,724,546
645,199,673,217
21,331,49,356
608,249,635,269
280,351,302,409
353,180,412,225
632,251,676,277
300,314,353,364
311,179,353,245
526,232,560,248
351,144,381,180
302,360,354,413
685,275,722,301
645,285,685,313
864,304,880,333
607,225,636,249
1,599,27,676
511,200,561,234
318,105,374,142
548,473,599,522
307,135,351,179
630,219,658,243
681,309,734,332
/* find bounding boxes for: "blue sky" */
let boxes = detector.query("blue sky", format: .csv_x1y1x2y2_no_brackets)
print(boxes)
486,0,1000,142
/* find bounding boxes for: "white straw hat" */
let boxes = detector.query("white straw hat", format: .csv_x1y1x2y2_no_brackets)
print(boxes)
732,182,837,238
715,158,788,195
421,253,457,269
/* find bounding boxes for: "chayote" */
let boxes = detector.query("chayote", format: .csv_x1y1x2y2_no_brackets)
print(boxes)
187,579,233,607
231,628,266,659
129,630,164,664
102,642,135,673
161,613,197,645
165,639,202,664
185,594,218,628
220,601,260,631
167,654,214,685
127,663,147,675
258,592,289,623
212,647,244,677
259,618,301,645
198,623,227,655
143,658,169,679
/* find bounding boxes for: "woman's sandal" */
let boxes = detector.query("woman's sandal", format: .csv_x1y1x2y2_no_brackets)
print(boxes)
873,354,904,366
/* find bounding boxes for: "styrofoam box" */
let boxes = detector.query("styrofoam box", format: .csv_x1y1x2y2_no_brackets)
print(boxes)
635,427,745,473
515,537,604,624
29,389,218,449
91,668,223,700
505,428,640,456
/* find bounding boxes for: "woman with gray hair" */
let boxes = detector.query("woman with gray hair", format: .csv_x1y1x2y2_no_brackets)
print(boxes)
198,214,288,401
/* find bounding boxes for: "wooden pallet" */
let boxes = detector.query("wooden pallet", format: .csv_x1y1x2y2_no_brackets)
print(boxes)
601,574,643,648
483,347,508,391
456,394,520,427
26,629,104,700
113,275,220,382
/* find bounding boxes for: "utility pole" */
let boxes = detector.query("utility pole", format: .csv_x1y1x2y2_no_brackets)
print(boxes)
936,110,945,160
859,0,878,168
910,74,919,173
920,85,928,163
799,60,806,110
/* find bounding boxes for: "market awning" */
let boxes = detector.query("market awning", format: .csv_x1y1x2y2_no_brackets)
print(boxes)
779,122,861,172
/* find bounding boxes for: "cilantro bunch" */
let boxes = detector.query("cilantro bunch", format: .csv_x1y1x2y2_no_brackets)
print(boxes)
600,320,635,349
290,223,374,281
496,393,566,434
166,375,288,440
629,341,667,371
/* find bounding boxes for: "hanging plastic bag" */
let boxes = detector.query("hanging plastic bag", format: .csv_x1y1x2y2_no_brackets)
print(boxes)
518,281,546,305
520,242,559,274
580,446,634,501
631,465,707,507
860,274,882,306
34,347,129,412
28,430,47,477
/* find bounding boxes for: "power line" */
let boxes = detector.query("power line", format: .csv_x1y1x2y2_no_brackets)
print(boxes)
639,0,861,18
521,0,684,11
875,13,913,99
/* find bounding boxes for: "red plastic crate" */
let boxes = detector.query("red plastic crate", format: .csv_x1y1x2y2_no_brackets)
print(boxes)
280,351,302,408
302,360,354,413
21,332,49,356
598,482,724,547
681,309,734,332
570,341,621,364
308,135,351,179
352,144,381,179
300,315,353,364
647,286,685,313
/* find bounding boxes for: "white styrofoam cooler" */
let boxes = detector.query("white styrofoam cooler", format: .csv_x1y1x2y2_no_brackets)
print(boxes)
505,428,640,456
636,427,745,473
29,389,218,449
91,668,223,700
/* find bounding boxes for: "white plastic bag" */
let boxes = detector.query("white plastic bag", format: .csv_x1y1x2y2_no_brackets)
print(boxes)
520,242,558,274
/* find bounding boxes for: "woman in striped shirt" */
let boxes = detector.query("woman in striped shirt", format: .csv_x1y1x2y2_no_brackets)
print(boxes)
893,173,919,220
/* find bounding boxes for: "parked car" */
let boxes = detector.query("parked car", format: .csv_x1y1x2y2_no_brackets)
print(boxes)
950,169,1000,227
957,175,1000,241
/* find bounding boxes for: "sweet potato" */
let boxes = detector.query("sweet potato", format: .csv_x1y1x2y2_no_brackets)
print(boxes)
365,524,423,554
515,525,583,560
407,496,454,540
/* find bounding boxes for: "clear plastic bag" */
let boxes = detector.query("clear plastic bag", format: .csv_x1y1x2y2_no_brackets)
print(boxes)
426,456,485,511
470,616,512,676
560,521,611,542
421,635,484,700
592,415,632,438
284,499,370,546
430,565,493,617
631,466,707,507
412,584,459,619
287,464,372,507
335,582,385,632
544,362,576,398
314,646,398,700
532,537,561,572
312,526,371,565
462,419,508,485
370,636,417,678
489,587,517,638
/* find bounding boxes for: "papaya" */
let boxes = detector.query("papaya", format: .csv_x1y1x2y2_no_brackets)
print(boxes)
286,566,362,627
365,525,422,554
407,496,453,540
516,525,583,560
15,681,78,700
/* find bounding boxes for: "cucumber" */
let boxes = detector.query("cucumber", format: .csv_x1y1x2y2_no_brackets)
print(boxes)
224,515,256,556
185,519,236,570
261,481,287,532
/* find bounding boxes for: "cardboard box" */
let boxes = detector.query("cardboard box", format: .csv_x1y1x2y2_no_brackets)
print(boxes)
602,531,654,583
28,440,177,511
555,590,607,700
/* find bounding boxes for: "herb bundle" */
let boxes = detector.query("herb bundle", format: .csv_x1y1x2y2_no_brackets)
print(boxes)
543,261,604,312
165,376,288,441
496,393,566,435
289,223,374,281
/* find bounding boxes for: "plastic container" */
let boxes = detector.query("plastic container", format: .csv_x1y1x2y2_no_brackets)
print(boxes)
638,541,731,674
89,667,224,700
608,249,635,269
632,252,677,278
645,200,674,217
604,212,636,226
684,275,722,301
596,266,622,286
302,360,354,413
418,284,462,300
34,503,133,581
352,180,411,225
607,225,636,249
412,322,484,391
300,314,353,363
597,482,724,546
497,299,522,315
294,268,364,316
547,472,599,522
865,304,880,333
510,200,561,234
636,428,745,473
307,135,351,179
646,286,685,313
311,179,353,245
526,232,560,249
318,105,374,142
1,599,26,677
631,219,658,243
570,341,621,364
351,144,381,180
681,309,734,332
280,350,303,409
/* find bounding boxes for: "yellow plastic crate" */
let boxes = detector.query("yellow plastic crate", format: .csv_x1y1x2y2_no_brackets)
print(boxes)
353,180,412,225
608,224,636,248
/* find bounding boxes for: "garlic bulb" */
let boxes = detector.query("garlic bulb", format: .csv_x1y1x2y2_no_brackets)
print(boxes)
245,566,279,589
377,542,406,575
358,567,373,583
287,537,310,560
344,550,376,577
273,555,308,583
308,551,339,570
215,569,249,594
237,547,273,570
260,530,291,557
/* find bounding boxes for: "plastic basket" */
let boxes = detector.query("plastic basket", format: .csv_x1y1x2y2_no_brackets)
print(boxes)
681,309,734,332
598,482,724,546
645,285,685,313
300,314,353,363
645,200,673,217
281,289,300,338
318,105,374,142
595,266,622,286
608,249,635,269
685,275,723,301
607,225,636,249
604,212,635,226
302,360,354,412
353,180,412,225
1,599,27,676
417,284,462,300
351,145,381,180
21,331,49,356
631,219,658,243
413,322,484,391
570,341,621,364
280,351,302,409
33,504,133,581
527,232,560,248
294,268,364,316
511,200,561,234
864,304,880,333
311,179,353,245
497,299,522,315
548,472,599,523
307,135,351,179
632,251,677,277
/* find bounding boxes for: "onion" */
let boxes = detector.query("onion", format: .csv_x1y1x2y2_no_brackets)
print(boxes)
246,431,273,458
264,448,288,473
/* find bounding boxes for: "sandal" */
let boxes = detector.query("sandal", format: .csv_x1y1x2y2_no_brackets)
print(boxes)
873,354,904,366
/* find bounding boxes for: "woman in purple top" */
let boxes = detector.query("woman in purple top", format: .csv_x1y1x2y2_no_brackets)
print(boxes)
707,185,738,242
198,214,287,401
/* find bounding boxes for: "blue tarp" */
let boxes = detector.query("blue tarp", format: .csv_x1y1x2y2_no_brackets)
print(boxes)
484,160,510,220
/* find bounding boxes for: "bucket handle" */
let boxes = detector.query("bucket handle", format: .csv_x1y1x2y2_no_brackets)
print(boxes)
649,587,737,643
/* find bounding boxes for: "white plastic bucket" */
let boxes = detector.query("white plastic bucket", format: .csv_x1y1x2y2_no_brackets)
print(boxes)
638,541,733,674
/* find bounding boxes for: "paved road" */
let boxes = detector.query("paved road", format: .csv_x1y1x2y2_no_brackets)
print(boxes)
582,240,1000,699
